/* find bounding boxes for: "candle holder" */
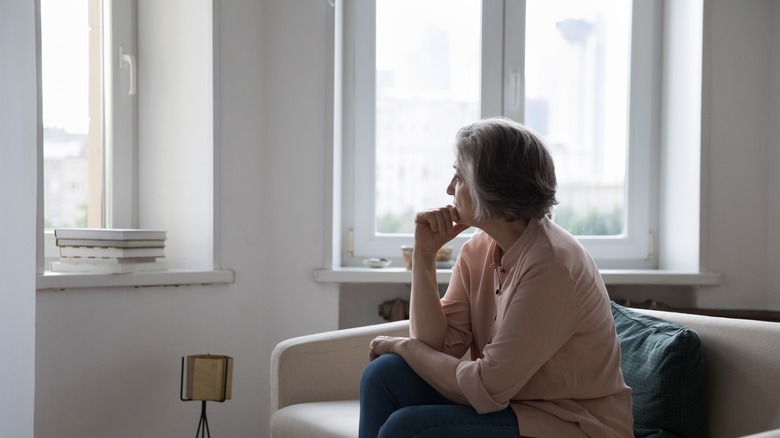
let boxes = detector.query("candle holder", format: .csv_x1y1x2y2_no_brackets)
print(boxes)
180,355,233,438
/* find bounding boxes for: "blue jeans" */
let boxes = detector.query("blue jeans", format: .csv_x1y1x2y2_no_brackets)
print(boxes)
359,354,522,438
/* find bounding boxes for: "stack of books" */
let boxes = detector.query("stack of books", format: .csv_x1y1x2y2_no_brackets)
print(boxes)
51,228,168,274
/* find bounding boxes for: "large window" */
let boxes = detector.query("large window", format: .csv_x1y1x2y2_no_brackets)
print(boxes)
39,0,217,273
342,0,660,269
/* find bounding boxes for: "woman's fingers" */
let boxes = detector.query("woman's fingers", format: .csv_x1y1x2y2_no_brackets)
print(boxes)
446,205,460,224
368,336,394,361
415,206,460,236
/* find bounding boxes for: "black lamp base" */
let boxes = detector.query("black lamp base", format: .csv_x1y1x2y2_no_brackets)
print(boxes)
195,400,211,438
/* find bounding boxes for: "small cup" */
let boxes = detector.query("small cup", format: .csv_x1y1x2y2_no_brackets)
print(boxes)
400,246,453,270
401,246,414,269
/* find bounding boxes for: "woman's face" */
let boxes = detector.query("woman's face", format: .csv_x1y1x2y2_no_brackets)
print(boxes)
447,165,475,226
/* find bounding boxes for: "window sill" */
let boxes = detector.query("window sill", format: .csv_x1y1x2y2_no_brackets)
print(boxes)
314,267,721,286
36,269,235,291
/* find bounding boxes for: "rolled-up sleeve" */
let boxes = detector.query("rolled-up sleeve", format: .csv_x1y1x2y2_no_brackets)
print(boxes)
440,253,475,358
455,361,508,413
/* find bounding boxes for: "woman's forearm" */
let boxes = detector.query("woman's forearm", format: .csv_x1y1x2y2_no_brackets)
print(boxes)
397,337,468,405
409,252,448,350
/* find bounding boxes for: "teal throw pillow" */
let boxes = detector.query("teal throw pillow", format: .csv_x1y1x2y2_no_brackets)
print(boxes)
611,302,706,438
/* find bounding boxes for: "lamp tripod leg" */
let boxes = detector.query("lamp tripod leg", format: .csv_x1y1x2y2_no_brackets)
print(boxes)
195,400,211,438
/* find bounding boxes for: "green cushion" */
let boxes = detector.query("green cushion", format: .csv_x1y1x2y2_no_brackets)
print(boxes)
611,302,706,438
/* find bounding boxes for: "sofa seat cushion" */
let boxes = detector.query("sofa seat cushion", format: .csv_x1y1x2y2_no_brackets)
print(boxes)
611,302,706,438
271,400,359,438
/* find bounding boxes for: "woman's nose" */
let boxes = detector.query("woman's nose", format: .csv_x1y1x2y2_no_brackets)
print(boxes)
446,180,455,195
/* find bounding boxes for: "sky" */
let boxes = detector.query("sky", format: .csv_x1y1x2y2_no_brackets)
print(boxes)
41,0,90,135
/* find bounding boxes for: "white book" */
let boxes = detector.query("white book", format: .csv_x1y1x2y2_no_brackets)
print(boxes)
59,246,166,259
56,238,166,248
54,228,167,241
51,261,168,274
58,257,159,265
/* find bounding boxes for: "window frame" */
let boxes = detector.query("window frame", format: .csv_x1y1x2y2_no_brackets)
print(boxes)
41,0,137,264
39,0,225,284
103,0,139,230
341,0,661,269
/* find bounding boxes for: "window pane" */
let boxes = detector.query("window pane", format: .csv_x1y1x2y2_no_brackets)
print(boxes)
525,0,630,236
374,0,481,234
41,0,102,229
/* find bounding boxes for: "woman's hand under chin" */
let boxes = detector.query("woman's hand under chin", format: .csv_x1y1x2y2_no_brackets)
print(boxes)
413,206,470,255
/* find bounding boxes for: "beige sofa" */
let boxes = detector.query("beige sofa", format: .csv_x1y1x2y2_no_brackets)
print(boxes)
270,308,780,438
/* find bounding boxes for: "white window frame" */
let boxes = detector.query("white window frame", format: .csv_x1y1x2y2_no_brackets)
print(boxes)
104,0,138,229
38,0,228,287
42,0,137,264
341,0,661,270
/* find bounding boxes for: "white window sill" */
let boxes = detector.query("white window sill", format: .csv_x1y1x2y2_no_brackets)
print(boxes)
37,269,235,291
314,267,721,286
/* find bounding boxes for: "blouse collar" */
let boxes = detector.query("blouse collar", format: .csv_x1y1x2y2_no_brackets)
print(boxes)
490,217,543,270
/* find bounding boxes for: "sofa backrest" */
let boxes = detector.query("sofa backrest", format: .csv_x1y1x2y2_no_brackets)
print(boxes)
633,308,780,438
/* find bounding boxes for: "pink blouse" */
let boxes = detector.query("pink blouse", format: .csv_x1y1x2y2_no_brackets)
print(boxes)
439,217,633,437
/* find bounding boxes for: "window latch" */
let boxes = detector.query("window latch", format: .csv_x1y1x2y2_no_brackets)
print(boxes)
119,47,136,96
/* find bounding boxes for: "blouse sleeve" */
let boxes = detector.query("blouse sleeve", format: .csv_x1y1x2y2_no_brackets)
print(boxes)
439,250,475,359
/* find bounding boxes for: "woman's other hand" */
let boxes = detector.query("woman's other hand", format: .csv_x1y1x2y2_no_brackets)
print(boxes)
414,206,469,255
369,336,408,361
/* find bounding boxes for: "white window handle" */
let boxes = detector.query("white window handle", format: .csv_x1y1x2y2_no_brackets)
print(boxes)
119,47,136,96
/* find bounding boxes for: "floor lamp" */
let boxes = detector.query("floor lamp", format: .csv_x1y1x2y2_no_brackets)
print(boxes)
180,355,234,438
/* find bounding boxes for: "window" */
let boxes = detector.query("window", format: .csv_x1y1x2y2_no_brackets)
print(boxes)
41,0,139,268
341,0,660,269
39,0,218,275
41,0,136,233
41,0,103,229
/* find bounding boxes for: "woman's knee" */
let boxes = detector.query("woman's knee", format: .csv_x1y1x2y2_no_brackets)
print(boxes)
361,354,409,389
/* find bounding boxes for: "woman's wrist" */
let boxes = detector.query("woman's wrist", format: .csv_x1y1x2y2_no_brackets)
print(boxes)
395,337,418,357
413,249,438,263
412,253,437,272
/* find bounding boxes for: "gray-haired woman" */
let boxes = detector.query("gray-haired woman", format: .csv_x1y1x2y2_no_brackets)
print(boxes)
359,117,633,438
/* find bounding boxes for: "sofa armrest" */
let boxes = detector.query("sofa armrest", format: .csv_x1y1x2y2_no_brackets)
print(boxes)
270,320,410,413
740,429,780,438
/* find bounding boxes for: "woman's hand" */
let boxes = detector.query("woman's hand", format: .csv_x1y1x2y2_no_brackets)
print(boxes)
414,206,470,255
368,336,408,361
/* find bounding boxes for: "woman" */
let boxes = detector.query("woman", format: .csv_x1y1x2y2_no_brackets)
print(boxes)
359,117,633,437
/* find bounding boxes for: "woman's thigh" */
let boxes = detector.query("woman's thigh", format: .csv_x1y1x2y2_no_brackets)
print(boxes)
360,353,452,408
379,404,521,438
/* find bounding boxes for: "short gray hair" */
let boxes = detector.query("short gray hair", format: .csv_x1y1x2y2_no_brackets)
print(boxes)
455,117,558,222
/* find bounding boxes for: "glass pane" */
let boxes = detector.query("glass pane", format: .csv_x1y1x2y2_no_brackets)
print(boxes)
525,0,630,236
41,0,102,229
374,0,482,234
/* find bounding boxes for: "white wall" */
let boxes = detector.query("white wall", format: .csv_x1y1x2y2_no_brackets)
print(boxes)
34,1,338,437
694,0,777,309
659,0,702,273
4,0,779,436
0,1,37,436
138,0,214,269
765,0,780,310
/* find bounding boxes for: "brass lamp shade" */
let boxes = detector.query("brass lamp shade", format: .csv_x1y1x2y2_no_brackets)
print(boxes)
184,355,233,402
